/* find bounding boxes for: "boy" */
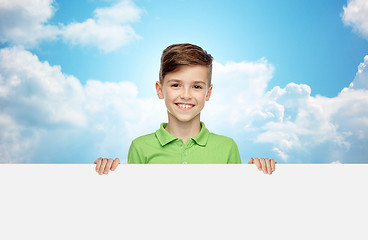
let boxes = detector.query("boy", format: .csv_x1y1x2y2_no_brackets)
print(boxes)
94,43,277,173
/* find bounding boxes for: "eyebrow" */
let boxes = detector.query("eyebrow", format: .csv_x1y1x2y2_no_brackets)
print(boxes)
167,79,206,85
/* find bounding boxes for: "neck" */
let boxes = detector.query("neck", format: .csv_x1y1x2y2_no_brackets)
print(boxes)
165,113,201,144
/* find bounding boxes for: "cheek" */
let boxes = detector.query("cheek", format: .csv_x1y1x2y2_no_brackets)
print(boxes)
195,91,207,103
163,89,176,102
200,90,208,98
165,90,174,99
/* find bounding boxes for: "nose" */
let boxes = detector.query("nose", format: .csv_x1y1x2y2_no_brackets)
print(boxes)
180,86,192,99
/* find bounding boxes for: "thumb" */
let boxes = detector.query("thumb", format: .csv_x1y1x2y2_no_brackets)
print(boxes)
248,158,254,164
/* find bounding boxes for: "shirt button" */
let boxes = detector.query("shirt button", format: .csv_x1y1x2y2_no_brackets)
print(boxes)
182,161,188,164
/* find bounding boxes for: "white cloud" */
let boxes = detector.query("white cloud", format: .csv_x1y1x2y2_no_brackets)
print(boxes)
342,0,368,40
203,56,368,163
95,0,142,24
0,113,36,163
0,0,143,52
0,0,59,47
258,82,368,163
203,59,275,130
0,47,165,163
62,0,142,52
348,55,368,90
0,46,86,127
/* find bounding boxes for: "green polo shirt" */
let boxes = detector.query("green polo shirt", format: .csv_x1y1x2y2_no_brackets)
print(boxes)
128,121,242,164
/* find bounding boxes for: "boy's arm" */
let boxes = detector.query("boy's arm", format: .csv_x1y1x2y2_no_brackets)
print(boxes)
128,141,145,164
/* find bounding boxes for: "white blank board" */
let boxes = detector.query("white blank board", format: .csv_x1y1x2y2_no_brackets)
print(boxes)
0,164,367,240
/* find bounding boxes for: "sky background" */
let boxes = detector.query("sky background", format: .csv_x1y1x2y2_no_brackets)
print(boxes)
0,0,367,164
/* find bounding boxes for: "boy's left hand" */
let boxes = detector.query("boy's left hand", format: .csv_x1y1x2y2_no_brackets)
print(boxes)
248,158,277,175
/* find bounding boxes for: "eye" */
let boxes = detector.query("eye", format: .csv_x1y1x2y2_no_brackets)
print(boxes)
194,85,203,89
171,83,179,87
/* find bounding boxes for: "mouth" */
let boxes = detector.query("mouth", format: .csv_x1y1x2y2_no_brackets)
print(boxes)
175,103,195,111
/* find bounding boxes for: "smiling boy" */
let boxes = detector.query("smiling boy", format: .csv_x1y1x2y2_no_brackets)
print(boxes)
95,44,277,172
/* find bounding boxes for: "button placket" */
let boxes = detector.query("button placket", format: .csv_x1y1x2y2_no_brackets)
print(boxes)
182,140,190,164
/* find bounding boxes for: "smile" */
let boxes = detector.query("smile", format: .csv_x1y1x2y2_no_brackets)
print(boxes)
175,103,195,110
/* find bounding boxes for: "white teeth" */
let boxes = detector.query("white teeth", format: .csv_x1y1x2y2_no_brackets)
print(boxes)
178,104,193,109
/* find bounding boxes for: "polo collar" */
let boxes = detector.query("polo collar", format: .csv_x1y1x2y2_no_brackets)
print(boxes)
155,123,177,146
155,121,210,147
192,121,209,146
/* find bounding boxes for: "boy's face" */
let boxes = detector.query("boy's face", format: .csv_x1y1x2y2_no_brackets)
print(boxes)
156,65,213,124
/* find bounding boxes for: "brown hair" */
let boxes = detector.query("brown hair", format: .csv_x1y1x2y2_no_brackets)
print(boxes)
159,43,213,86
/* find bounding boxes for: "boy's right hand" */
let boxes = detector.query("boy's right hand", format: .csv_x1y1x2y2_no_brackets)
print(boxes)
94,158,120,175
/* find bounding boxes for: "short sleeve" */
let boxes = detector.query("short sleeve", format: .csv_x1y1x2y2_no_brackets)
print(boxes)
227,139,242,164
128,141,145,164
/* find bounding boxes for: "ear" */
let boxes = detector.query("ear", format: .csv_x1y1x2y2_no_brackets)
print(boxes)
206,84,213,101
155,81,164,99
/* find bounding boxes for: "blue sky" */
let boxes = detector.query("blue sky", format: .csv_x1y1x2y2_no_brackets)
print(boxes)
0,0,368,163
37,0,368,97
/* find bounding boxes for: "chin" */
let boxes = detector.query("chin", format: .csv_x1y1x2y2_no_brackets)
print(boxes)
177,113,201,123
175,117,195,123
169,113,194,123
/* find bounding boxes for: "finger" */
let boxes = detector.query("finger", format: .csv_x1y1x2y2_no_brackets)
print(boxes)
99,158,108,175
248,158,254,164
111,158,120,171
271,159,276,172
260,158,266,174
104,158,114,174
95,158,102,172
253,158,262,171
265,158,272,174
